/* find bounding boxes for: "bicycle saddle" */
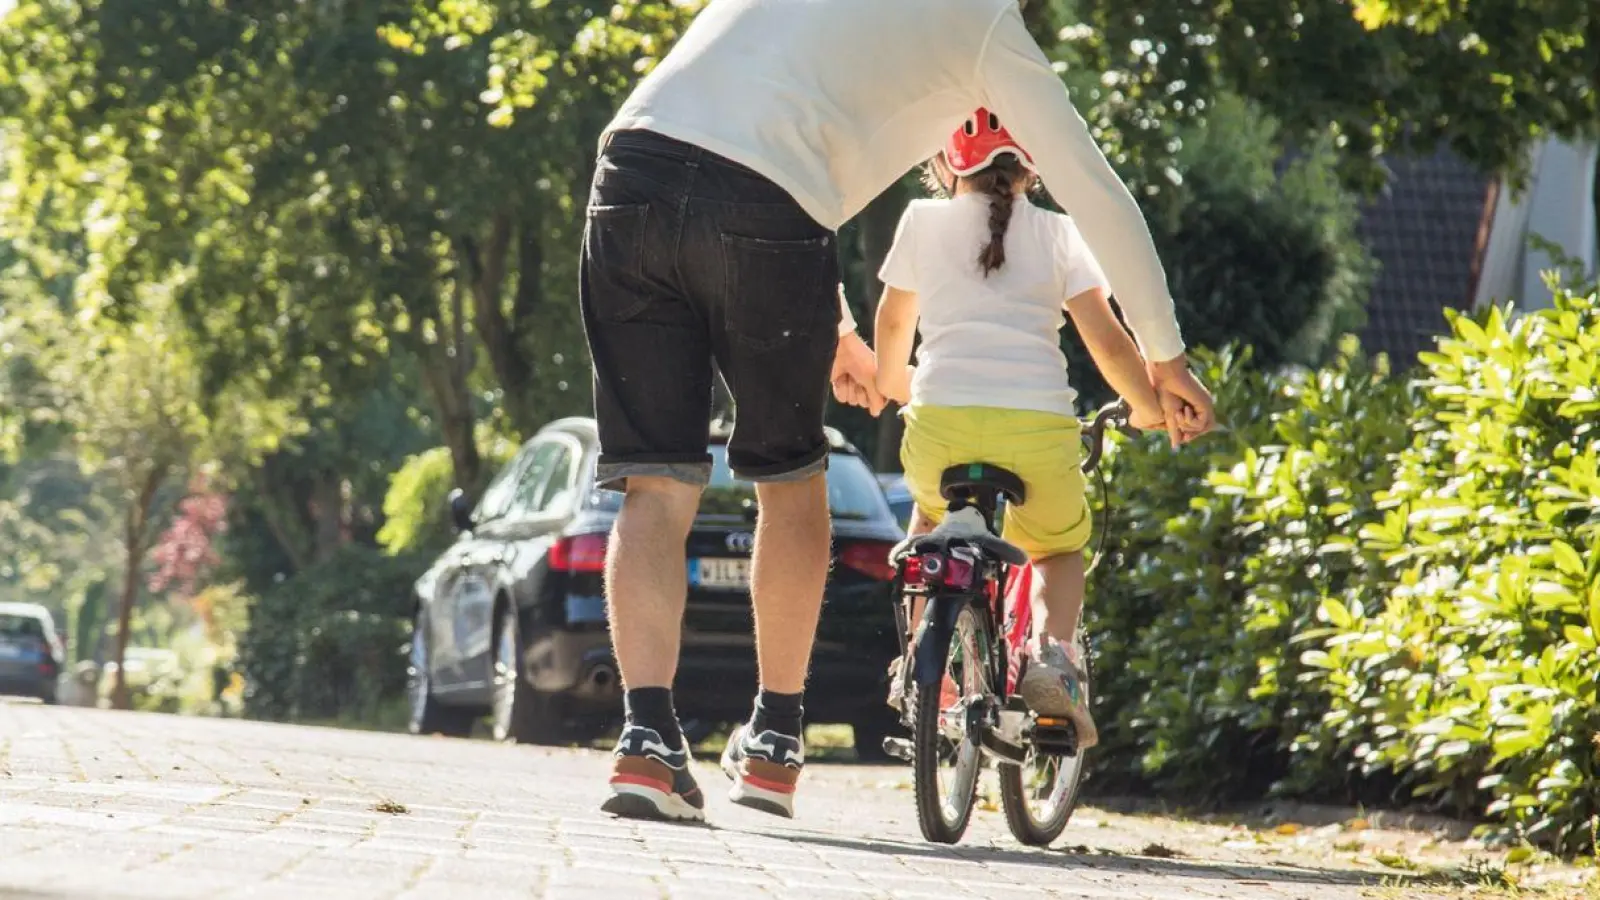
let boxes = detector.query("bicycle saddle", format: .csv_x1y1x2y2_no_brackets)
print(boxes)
890,507,1029,567
939,463,1027,506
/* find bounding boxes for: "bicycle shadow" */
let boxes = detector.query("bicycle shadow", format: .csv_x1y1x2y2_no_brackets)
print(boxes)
747,827,1426,890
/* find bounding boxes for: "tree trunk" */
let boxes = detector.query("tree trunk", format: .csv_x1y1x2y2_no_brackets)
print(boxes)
309,471,345,565
111,467,164,710
858,182,912,473
462,210,543,439
408,281,483,494
252,460,314,572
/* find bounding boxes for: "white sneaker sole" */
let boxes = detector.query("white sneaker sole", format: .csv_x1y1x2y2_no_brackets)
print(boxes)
720,748,796,819
601,782,706,823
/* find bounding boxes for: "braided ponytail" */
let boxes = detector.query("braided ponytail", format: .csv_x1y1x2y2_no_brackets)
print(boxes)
971,154,1029,276
923,151,1035,277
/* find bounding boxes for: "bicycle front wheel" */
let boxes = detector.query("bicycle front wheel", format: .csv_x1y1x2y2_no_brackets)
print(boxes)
999,634,1093,846
912,603,987,844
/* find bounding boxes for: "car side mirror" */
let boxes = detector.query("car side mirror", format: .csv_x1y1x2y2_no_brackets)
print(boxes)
447,488,475,533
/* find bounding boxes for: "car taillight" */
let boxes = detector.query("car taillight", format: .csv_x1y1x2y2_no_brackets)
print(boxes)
838,540,897,581
549,533,608,574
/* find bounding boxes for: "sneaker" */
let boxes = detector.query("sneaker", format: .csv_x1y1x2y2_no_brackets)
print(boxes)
720,723,804,818
888,655,961,714
1020,640,1098,750
600,725,706,823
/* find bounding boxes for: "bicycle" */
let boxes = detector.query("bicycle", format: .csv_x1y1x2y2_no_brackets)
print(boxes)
881,399,1136,845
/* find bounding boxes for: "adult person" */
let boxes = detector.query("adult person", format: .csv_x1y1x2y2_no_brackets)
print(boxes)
583,0,1215,824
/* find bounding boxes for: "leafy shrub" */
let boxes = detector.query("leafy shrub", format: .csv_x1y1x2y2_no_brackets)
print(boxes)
1087,286,1600,857
1061,96,1375,407
1086,341,1412,800
237,544,425,723
377,425,520,557
1296,287,1600,854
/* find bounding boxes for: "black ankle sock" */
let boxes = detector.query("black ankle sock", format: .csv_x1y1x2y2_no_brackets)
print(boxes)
624,687,683,750
751,690,804,737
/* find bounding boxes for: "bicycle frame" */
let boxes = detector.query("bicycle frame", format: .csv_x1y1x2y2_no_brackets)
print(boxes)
891,399,1132,747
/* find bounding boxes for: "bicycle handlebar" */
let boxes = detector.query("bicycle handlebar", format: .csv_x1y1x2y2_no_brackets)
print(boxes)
1080,399,1138,474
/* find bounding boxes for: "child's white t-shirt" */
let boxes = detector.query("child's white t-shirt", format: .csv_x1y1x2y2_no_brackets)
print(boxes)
878,194,1109,418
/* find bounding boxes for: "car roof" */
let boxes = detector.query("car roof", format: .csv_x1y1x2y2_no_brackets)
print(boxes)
0,602,51,620
534,416,861,456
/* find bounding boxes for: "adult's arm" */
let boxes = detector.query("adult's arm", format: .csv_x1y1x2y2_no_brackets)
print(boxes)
976,6,1186,363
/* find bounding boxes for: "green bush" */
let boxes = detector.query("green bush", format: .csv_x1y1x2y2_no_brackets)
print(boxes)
1086,341,1412,801
238,544,425,724
1296,288,1600,854
1062,96,1375,407
1087,287,1600,856
377,425,521,557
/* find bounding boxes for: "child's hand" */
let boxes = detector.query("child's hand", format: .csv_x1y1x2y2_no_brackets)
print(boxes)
876,364,914,406
1174,403,1206,442
1128,400,1166,433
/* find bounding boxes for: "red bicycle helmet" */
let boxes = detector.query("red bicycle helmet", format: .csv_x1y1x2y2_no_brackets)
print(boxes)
944,108,1036,177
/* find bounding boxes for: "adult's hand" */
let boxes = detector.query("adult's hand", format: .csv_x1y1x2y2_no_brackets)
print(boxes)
832,330,885,416
1148,355,1215,448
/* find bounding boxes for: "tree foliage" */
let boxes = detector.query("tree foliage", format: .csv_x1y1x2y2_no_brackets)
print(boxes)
1045,0,1598,189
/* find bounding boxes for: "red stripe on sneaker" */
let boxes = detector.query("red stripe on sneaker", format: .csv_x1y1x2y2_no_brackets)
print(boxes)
611,773,671,792
740,771,798,795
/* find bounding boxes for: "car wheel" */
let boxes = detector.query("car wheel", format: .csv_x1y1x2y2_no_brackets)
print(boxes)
490,605,568,745
850,709,907,764
407,613,474,738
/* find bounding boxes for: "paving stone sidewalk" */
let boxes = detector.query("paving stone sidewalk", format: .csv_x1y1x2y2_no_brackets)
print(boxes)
0,700,1489,899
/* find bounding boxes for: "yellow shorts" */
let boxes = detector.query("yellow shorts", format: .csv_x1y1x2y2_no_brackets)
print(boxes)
899,405,1092,561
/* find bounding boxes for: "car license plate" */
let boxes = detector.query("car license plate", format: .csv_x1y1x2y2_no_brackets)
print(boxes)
690,557,751,591
0,643,21,660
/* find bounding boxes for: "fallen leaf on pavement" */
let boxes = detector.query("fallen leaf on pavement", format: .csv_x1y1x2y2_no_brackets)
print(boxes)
1141,843,1185,859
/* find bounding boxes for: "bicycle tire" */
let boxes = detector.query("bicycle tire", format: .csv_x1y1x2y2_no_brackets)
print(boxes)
912,604,985,845
998,637,1092,846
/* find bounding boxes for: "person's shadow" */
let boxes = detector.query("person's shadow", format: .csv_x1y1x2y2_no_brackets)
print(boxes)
741,826,1460,892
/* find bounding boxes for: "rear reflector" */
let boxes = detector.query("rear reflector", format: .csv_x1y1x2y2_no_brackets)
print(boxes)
837,540,897,581
549,533,608,574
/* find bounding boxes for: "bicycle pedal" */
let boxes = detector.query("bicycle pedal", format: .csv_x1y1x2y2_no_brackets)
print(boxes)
1028,717,1080,758
882,737,915,763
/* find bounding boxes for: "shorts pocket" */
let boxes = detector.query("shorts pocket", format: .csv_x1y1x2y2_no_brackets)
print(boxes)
721,232,835,352
583,204,651,322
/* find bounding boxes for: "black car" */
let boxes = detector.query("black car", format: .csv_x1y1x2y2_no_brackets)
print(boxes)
0,602,63,704
407,417,906,757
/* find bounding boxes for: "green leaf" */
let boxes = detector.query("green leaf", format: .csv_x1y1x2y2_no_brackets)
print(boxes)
1550,540,1583,577
1319,597,1353,628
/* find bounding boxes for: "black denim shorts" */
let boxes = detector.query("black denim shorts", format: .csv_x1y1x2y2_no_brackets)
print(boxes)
580,130,841,491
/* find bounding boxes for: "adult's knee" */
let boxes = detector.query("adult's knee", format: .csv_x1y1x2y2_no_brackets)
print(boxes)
620,476,702,530
753,473,828,519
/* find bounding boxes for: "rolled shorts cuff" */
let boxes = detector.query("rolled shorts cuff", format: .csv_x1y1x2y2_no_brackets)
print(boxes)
595,457,713,493
729,442,830,484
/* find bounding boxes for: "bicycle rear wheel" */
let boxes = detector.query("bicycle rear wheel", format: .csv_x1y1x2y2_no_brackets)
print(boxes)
912,603,987,844
999,634,1093,846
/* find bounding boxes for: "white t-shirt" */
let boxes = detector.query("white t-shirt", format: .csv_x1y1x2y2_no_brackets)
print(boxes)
605,0,1184,361
879,194,1108,417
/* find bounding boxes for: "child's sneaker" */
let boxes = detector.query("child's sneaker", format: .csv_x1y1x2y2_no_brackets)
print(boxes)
1020,639,1098,749
600,725,705,822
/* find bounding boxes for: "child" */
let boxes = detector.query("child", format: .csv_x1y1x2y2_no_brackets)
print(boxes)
874,109,1178,748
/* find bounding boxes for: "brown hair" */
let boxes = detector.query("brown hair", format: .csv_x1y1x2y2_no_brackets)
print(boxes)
925,153,1036,277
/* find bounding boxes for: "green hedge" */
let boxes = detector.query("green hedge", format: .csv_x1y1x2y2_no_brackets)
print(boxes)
1088,287,1600,856
238,544,423,724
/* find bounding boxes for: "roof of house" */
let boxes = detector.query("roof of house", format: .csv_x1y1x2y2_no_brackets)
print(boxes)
1355,148,1495,364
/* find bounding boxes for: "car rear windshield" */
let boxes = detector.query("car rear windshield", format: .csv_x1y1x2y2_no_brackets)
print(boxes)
589,447,890,522
0,614,45,640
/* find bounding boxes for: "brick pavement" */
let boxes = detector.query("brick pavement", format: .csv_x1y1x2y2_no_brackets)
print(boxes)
0,700,1460,899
